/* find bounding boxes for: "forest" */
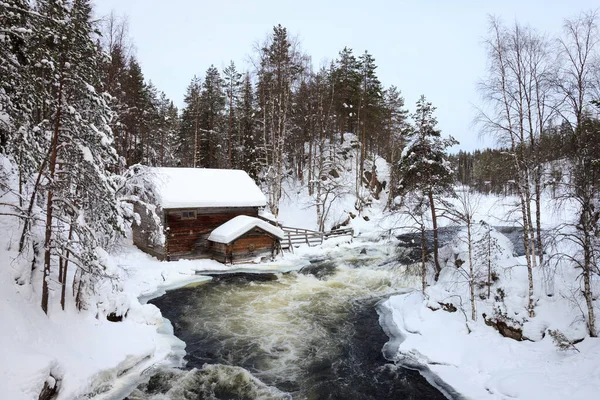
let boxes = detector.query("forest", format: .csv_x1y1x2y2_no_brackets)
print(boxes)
1,0,600,371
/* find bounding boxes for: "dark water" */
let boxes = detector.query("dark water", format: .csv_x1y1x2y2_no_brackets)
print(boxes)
396,225,525,264
130,246,453,399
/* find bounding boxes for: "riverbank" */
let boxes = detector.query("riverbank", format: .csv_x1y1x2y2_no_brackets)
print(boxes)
381,225,600,400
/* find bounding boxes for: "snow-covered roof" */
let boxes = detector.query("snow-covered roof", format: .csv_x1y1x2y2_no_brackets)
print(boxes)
208,215,285,244
152,167,267,209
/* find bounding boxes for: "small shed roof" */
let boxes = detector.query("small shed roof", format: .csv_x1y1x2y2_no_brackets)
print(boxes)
208,215,285,244
152,167,267,209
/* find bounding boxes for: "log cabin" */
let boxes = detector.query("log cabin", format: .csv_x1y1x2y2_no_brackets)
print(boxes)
208,215,284,263
132,167,281,262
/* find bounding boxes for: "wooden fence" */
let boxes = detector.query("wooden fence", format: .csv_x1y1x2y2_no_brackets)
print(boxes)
280,225,354,252
257,214,354,251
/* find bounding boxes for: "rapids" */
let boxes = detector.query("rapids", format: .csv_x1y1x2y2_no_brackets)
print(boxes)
128,244,453,399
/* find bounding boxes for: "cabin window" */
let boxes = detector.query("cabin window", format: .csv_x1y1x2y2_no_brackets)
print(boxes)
181,210,197,220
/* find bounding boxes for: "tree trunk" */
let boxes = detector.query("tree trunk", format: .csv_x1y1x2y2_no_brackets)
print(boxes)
19,146,52,254
42,74,64,315
487,228,492,300
386,145,396,210
583,228,596,337
60,220,74,310
421,223,427,293
467,222,476,320
428,191,441,280
228,92,233,168
534,166,544,269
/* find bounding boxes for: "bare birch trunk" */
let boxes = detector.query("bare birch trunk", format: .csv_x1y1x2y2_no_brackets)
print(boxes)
487,227,492,300
582,211,596,336
467,222,476,321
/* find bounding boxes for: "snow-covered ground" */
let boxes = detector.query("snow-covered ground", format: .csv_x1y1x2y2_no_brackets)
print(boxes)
382,290,600,400
2,146,599,400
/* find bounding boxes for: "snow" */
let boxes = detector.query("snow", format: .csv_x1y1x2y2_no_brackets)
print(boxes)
3,149,600,400
277,144,600,400
381,212,600,400
80,145,94,163
258,209,278,223
0,232,193,399
0,227,306,400
382,291,600,400
0,155,304,399
151,167,267,209
1,110,12,126
208,215,284,244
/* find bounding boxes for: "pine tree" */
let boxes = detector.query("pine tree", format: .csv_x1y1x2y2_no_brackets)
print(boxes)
355,51,383,209
398,95,458,280
256,24,302,216
0,0,49,208
332,47,361,141
0,0,33,155
382,86,410,207
122,56,148,166
238,73,260,180
178,76,201,167
32,0,126,313
223,61,242,168
199,65,225,168
100,29,128,166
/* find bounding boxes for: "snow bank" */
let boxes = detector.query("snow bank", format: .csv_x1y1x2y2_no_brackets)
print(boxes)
208,215,284,244
152,167,266,208
382,291,600,400
382,224,600,400
0,239,203,399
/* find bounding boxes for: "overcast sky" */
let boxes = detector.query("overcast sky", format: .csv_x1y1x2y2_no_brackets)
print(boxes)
93,0,597,151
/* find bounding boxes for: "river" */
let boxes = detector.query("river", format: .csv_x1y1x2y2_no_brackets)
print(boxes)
126,243,457,400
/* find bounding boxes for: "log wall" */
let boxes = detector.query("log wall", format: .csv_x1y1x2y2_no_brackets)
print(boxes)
210,228,279,264
165,206,259,259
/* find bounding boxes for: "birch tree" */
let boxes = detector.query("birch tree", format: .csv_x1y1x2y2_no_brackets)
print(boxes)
478,17,554,317
555,11,599,336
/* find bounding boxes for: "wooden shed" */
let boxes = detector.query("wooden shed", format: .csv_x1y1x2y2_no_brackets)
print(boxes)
132,167,272,261
208,215,285,263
